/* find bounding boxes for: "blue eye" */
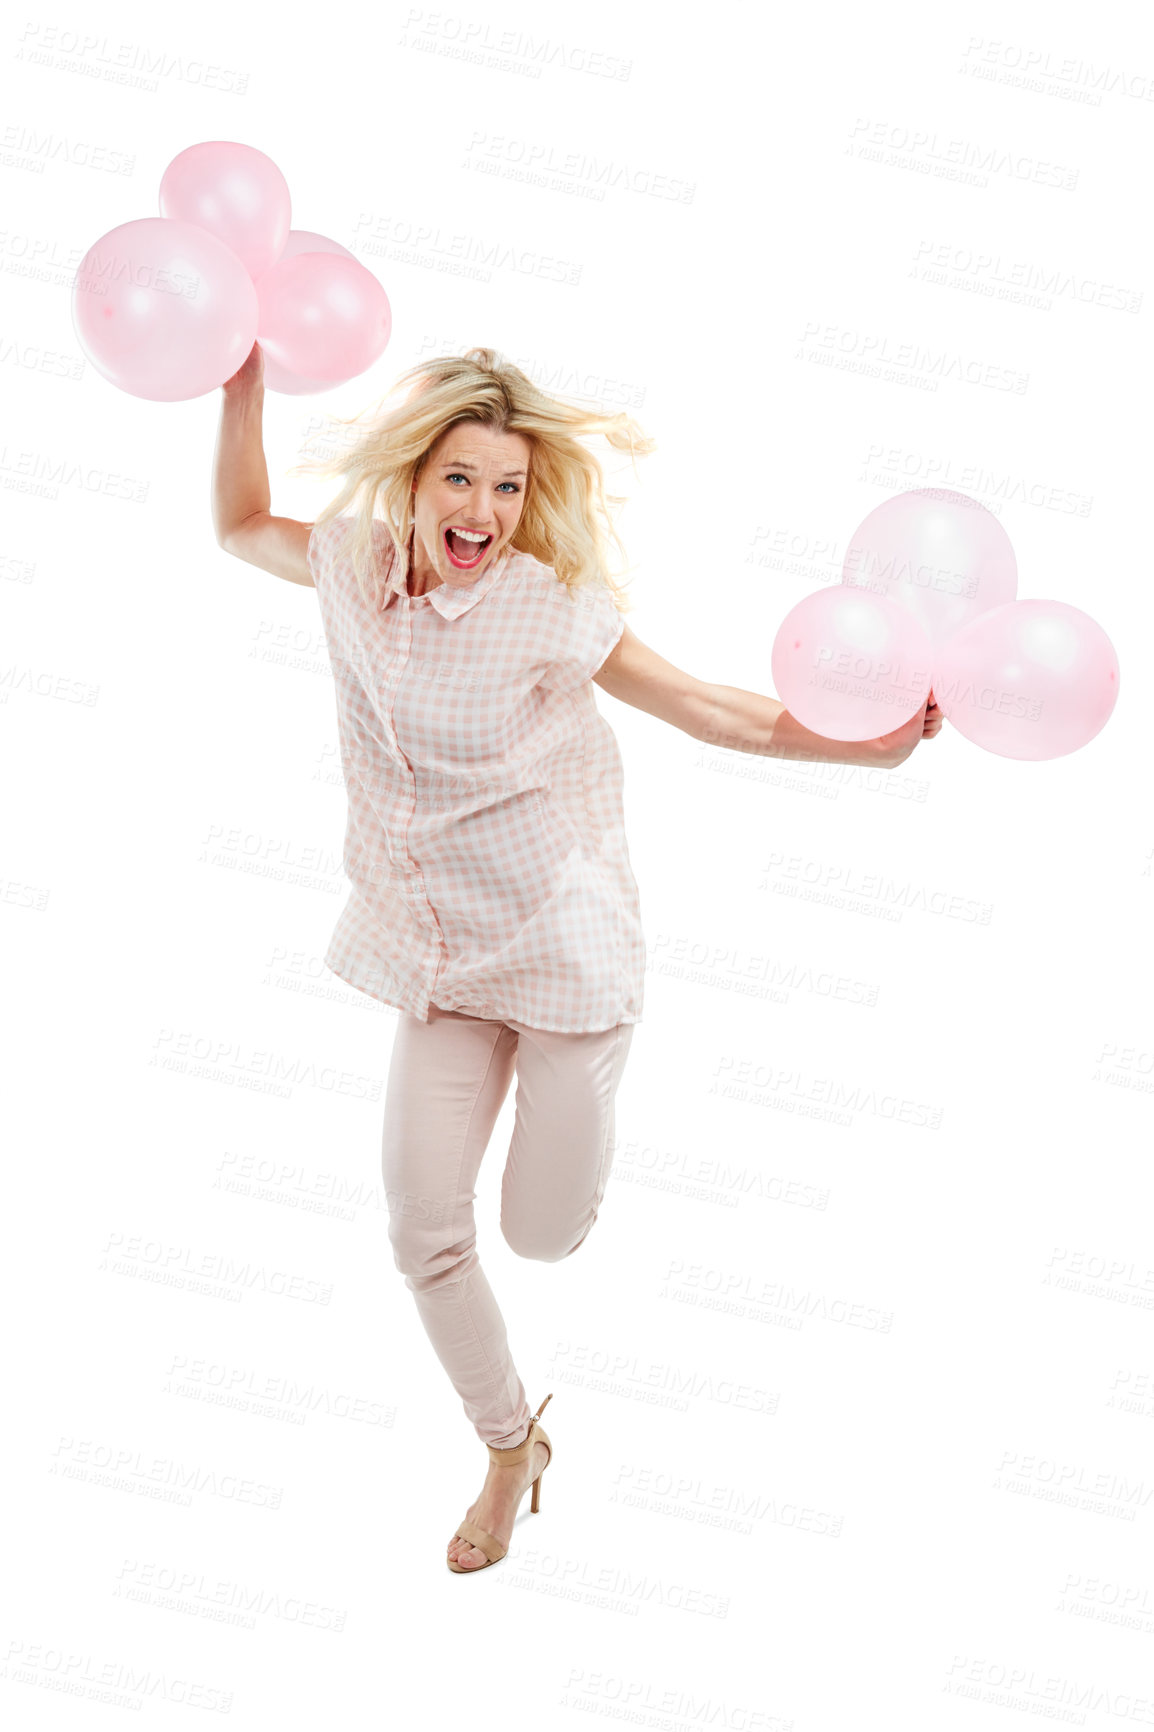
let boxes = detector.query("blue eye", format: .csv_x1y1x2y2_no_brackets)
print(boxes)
446,473,520,493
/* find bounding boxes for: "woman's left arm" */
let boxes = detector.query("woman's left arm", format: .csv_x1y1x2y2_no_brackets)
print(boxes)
594,623,943,768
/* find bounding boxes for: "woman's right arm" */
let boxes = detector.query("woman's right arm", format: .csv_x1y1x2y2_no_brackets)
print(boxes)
213,342,314,587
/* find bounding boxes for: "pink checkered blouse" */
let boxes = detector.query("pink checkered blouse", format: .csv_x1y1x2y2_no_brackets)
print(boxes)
308,514,646,1033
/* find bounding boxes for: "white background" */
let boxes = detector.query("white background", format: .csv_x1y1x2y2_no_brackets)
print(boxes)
3,0,1152,1727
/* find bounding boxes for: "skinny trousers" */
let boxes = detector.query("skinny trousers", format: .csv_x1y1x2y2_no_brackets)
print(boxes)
381,1002,634,1449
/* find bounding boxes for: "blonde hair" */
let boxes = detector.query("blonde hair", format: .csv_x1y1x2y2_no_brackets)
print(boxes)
288,346,656,613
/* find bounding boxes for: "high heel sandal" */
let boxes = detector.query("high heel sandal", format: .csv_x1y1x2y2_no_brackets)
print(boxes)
446,1392,554,1574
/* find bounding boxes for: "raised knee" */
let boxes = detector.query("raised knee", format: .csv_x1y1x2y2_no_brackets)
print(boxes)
501,1212,595,1263
500,1214,563,1261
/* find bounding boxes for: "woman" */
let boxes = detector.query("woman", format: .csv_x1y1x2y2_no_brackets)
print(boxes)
213,344,942,1575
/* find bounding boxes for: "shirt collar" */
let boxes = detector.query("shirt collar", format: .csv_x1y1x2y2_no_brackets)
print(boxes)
378,542,513,619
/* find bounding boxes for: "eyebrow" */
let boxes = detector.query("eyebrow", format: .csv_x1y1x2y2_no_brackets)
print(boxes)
441,459,527,478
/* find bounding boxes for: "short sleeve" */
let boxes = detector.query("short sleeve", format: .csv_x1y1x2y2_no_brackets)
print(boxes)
535,578,625,695
308,515,393,598
307,515,352,591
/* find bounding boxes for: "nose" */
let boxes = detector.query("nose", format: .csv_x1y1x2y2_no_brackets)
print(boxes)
450,492,504,526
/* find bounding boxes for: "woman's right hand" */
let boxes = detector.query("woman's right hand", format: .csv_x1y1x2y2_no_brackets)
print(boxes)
222,340,265,397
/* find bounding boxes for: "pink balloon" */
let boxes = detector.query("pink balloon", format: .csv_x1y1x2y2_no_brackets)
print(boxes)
71,216,258,402
255,252,391,385
843,489,1018,646
159,140,291,281
771,587,934,742
274,228,357,266
932,600,1119,760
252,230,359,395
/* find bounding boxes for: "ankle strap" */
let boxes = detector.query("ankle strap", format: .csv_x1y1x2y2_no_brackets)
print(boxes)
486,1393,553,1465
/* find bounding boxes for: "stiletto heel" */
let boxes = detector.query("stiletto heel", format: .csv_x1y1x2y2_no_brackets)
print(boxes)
447,1393,554,1574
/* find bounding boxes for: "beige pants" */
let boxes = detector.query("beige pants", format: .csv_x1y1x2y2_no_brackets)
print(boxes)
381,1002,634,1448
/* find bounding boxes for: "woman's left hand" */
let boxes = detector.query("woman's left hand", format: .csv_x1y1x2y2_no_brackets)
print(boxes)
921,692,943,740
877,690,944,765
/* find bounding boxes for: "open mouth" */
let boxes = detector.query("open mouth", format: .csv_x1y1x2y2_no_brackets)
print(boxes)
443,527,493,570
